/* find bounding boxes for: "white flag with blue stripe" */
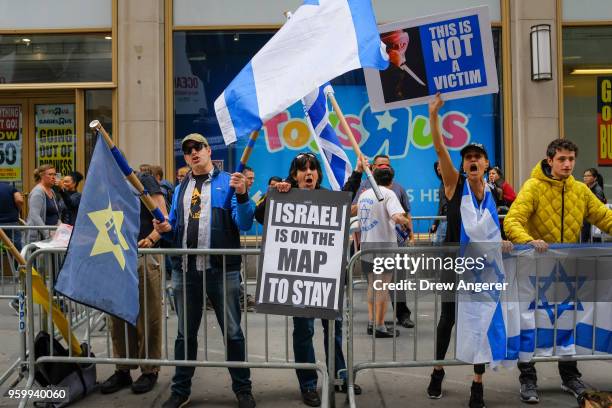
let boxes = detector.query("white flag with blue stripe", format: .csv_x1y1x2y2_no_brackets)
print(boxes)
302,83,352,191
214,0,389,145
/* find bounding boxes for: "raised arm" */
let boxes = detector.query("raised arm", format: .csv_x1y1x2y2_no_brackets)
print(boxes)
429,93,459,199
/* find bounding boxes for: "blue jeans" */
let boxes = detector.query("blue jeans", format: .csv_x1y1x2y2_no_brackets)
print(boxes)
171,264,251,396
293,317,347,392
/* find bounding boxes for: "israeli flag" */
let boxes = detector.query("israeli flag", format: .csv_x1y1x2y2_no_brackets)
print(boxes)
214,0,389,145
456,180,521,365
515,246,612,360
302,83,352,191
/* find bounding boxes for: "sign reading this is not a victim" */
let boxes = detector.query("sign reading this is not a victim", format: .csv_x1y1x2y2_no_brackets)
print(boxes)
256,189,351,320
365,6,499,111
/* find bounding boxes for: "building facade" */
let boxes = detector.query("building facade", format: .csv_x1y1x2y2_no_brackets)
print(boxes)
1,0,611,219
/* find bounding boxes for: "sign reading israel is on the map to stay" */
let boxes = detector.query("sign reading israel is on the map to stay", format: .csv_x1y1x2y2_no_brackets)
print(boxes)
255,189,351,320
365,6,499,111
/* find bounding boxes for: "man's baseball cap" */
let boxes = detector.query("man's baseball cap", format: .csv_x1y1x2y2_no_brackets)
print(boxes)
460,143,488,159
181,133,208,147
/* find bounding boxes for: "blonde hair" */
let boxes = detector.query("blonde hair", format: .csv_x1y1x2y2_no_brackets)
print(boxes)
33,164,55,183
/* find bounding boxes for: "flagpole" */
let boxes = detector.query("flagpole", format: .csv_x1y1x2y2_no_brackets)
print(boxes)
223,130,260,208
89,120,165,222
327,93,384,202
0,228,83,356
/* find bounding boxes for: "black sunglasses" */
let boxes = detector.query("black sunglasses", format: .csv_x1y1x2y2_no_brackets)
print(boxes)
182,142,207,155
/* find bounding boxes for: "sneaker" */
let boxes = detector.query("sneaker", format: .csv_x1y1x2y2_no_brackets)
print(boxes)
301,389,321,407
520,382,540,404
367,322,373,335
469,381,486,408
561,377,587,398
427,368,444,399
131,372,158,394
162,393,190,408
335,382,362,395
241,294,256,312
397,314,415,328
374,327,399,338
236,391,256,408
100,370,132,394
206,297,214,311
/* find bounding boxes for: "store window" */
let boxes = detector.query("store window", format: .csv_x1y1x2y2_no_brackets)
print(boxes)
35,103,76,179
173,29,503,221
563,26,612,196
0,33,112,84
85,90,113,174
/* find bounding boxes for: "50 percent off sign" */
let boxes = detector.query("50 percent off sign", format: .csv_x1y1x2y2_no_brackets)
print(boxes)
256,189,351,319
0,105,22,182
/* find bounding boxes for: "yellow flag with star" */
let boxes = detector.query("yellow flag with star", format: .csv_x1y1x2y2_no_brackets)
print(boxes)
55,135,140,325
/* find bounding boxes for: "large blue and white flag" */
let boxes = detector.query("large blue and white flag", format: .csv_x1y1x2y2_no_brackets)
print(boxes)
302,83,352,191
55,136,140,325
456,180,520,364
214,0,389,145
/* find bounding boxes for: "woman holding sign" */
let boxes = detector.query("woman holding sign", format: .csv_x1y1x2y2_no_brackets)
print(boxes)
427,93,512,408
256,152,366,407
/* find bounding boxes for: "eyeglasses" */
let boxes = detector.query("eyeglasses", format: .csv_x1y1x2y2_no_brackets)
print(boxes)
182,142,207,155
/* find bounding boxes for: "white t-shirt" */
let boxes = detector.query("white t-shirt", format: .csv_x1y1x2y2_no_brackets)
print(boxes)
358,186,405,245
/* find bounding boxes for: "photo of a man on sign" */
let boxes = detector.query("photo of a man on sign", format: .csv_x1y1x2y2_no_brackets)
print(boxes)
366,6,499,111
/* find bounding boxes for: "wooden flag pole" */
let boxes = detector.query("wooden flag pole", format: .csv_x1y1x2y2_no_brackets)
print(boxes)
89,120,165,222
328,93,384,201
223,130,260,208
0,228,82,356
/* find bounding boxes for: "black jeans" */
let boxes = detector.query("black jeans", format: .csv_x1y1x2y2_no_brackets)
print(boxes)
436,301,485,375
518,361,581,384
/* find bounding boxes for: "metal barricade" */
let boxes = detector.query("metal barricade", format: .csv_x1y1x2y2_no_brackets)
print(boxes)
18,247,331,408
344,245,612,408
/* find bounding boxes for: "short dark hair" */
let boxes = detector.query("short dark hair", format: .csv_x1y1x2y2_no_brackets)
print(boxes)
490,166,504,179
267,176,282,185
546,138,579,159
373,167,394,186
243,166,254,173
373,154,390,164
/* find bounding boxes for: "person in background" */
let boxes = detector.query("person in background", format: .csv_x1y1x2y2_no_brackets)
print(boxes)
0,182,24,250
358,165,412,338
58,171,83,226
151,165,175,209
352,154,415,329
139,164,153,176
176,166,189,185
255,176,282,210
430,161,448,244
581,168,607,242
101,166,166,395
26,165,62,243
242,166,255,192
487,166,516,213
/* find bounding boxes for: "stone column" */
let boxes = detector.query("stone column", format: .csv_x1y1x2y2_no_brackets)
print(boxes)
510,0,560,185
117,0,165,168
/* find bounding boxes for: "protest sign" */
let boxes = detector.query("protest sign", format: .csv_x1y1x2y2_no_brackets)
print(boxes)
365,6,499,111
256,189,351,319
598,77,612,165
35,104,76,175
0,105,22,182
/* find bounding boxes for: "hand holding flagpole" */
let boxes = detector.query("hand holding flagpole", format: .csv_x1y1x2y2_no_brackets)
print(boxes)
327,92,384,202
223,130,260,208
89,120,165,222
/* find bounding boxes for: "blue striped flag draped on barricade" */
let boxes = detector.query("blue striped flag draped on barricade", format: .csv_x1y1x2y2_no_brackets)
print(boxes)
214,0,388,145
302,83,352,191
457,244,612,365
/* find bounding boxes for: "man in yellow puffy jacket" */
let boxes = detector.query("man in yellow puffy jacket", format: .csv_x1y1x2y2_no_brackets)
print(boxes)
504,138,612,404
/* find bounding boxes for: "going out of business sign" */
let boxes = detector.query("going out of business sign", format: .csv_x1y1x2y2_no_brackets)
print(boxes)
365,6,499,111
256,189,351,319
598,77,612,166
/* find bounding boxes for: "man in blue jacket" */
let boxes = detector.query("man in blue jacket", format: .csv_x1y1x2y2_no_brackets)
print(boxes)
154,133,256,408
